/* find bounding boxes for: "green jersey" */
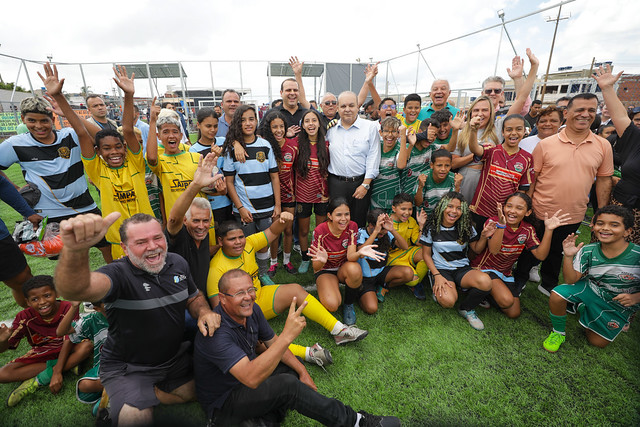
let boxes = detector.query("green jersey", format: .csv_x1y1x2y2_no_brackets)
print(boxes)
417,170,456,216
371,142,401,211
401,142,440,197
70,311,109,368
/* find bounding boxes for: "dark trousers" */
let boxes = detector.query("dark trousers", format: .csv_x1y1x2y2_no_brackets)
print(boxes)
211,364,357,426
328,174,370,228
513,221,581,293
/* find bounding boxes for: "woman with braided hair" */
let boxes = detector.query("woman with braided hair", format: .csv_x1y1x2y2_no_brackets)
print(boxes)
419,192,495,331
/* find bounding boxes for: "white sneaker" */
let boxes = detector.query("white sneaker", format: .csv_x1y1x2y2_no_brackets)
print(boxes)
537,284,551,297
458,309,485,330
529,266,541,283
334,325,368,345
307,343,333,371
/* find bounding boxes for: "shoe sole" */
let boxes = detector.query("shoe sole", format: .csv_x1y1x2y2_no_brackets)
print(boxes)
335,330,369,345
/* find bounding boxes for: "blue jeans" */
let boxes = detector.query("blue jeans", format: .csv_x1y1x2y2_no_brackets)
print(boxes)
210,363,357,426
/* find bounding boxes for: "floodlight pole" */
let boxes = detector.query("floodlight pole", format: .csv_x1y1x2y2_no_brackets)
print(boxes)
540,4,568,104
146,63,154,99
267,61,272,103
209,61,216,106
21,60,35,96
415,44,420,92
79,64,88,98
178,62,190,124
385,61,389,97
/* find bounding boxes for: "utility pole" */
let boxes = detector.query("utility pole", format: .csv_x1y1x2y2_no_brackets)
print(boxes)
540,5,570,104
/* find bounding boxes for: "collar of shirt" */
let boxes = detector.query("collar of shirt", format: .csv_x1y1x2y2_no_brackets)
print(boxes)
557,128,598,147
338,115,363,130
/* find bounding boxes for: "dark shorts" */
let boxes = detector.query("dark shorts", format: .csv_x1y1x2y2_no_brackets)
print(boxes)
233,212,273,236
49,207,110,249
0,235,28,281
360,266,392,297
282,201,296,209
438,266,474,287
212,205,233,226
297,202,328,219
486,271,523,297
100,342,192,425
314,269,338,281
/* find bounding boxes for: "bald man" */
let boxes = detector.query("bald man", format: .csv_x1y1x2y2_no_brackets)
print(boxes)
417,79,460,121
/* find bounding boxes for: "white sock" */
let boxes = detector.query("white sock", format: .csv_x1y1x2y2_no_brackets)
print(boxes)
304,346,312,361
283,252,291,264
331,321,346,335
270,257,278,266
256,251,269,261
354,413,363,426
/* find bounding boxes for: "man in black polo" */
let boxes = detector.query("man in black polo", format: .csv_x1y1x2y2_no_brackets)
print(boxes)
55,211,220,425
194,269,400,427
275,56,309,128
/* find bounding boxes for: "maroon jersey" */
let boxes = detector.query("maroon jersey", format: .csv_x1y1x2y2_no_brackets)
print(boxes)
295,140,329,204
470,146,534,218
471,217,540,277
8,300,77,364
312,220,358,271
279,138,298,204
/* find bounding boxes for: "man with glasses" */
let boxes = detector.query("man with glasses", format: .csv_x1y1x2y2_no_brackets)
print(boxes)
378,97,397,121
194,269,400,427
320,92,339,128
54,212,220,425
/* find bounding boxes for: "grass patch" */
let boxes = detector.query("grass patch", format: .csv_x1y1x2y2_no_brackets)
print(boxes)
0,163,638,426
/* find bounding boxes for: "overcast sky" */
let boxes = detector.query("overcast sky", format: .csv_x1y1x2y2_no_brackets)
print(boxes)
1,0,638,104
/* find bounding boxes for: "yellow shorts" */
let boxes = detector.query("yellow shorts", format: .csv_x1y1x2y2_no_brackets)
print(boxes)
256,284,281,320
387,246,421,268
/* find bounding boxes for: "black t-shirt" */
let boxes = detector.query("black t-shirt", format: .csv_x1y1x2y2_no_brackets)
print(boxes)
612,123,640,208
166,227,210,295
523,113,537,129
194,304,275,417
276,104,307,128
98,253,198,365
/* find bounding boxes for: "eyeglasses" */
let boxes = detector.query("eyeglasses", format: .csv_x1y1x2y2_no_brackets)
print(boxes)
484,88,503,95
324,101,337,106
221,287,257,298
380,104,396,110
631,107,640,114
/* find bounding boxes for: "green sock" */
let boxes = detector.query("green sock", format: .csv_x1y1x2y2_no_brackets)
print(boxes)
550,312,567,334
35,359,57,386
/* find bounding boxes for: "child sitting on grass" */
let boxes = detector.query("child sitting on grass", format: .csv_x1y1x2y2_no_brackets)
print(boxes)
0,275,91,407
543,205,640,352
57,300,109,416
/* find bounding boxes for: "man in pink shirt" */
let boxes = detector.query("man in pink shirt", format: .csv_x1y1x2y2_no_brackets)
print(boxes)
514,93,614,296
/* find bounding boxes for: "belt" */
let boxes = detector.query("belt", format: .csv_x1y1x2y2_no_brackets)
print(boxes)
329,173,365,182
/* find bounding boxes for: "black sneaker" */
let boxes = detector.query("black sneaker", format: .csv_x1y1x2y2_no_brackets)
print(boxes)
95,408,112,427
358,410,401,426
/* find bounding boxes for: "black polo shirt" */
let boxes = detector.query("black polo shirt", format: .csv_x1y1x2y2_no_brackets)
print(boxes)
276,104,307,128
98,253,198,366
166,227,210,295
193,303,275,418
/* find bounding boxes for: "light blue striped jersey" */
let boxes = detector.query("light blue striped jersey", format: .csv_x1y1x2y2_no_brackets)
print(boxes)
419,225,478,270
190,138,231,210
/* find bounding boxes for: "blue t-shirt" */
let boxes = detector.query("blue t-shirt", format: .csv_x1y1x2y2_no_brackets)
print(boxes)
190,138,231,210
419,225,478,270
357,227,392,278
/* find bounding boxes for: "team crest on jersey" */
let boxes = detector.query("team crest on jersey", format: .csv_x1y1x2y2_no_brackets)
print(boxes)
514,162,524,173
407,168,413,177
342,239,349,248
284,153,293,162
256,151,266,163
517,234,527,244
607,320,620,330
386,161,394,167
57,146,71,159
617,273,638,282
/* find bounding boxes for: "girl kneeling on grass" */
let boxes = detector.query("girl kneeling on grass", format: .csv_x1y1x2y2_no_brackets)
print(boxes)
420,192,494,330
357,209,414,315
471,193,570,318
309,198,385,326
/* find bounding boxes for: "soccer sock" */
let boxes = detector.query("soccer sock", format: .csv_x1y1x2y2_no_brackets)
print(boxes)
550,312,567,334
344,286,359,305
302,294,339,333
283,252,291,265
35,359,57,386
289,343,307,359
406,261,428,287
330,321,346,335
301,252,310,261
270,257,278,266
459,288,491,311
256,251,270,276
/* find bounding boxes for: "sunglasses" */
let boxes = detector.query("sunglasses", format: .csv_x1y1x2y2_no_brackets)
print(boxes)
381,104,396,110
324,101,337,106
484,88,503,95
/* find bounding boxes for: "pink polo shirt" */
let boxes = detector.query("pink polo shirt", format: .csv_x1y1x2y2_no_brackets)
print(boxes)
531,129,613,223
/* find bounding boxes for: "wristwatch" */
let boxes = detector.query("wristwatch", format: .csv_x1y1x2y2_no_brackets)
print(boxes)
361,183,370,190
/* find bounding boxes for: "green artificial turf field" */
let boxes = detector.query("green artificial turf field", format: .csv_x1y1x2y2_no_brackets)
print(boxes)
0,160,638,427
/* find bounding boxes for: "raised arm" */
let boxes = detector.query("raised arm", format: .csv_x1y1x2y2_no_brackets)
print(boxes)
264,211,293,243
56,302,80,337
442,111,464,152
113,65,140,153
593,64,630,136
396,126,412,169
466,117,484,157
54,212,120,302
146,98,161,166
507,49,539,116
531,209,571,261
289,56,309,110
357,63,380,108
561,234,584,284
38,63,94,159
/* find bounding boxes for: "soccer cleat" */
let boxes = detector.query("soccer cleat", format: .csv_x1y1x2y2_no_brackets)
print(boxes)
357,410,401,427
260,274,276,286
298,260,310,274
410,282,426,300
267,263,278,277
376,285,388,303
529,266,541,283
334,325,368,345
7,377,38,407
543,331,566,352
307,343,333,371
293,243,301,254
343,303,356,325
478,299,491,309
458,309,485,330
283,262,296,274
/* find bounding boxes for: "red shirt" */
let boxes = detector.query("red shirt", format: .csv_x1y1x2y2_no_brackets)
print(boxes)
279,138,298,204
312,220,358,270
471,217,540,277
295,140,330,204
470,146,534,218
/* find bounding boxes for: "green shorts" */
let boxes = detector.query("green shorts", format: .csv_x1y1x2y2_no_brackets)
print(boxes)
76,364,102,404
553,281,635,342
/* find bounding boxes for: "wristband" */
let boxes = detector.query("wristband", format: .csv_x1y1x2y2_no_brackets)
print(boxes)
496,224,506,229
433,273,441,277
237,206,244,210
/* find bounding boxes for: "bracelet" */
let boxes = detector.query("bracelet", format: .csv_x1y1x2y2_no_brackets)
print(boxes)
496,224,506,229
237,206,244,210
433,273,441,277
